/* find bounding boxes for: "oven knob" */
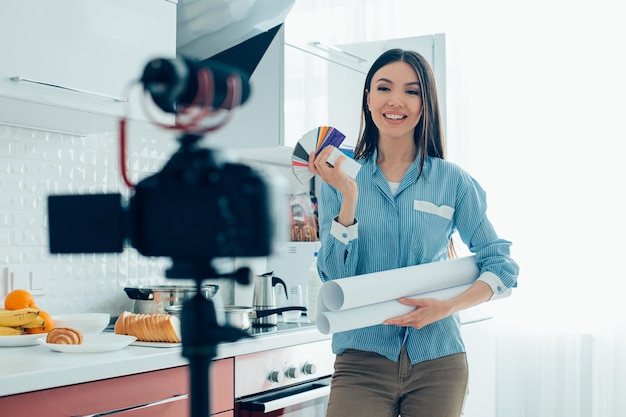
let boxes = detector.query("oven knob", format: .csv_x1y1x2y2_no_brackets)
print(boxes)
285,365,300,379
302,362,317,375
268,369,283,384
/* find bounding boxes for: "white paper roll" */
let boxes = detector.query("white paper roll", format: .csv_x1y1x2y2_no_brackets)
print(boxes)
319,256,480,312
316,284,473,335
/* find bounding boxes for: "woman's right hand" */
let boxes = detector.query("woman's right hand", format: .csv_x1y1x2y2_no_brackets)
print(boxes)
309,147,358,227
309,146,357,198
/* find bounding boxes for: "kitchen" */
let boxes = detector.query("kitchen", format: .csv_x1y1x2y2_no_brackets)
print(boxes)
2,1,626,417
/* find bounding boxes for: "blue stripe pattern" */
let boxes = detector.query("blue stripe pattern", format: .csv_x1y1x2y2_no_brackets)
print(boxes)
316,151,519,364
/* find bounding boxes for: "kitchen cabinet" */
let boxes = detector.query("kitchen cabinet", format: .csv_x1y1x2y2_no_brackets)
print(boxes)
283,33,446,149
0,0,176,136
0,358,234,417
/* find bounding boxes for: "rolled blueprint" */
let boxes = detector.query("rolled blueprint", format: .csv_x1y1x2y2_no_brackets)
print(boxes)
318,256,480,312
316,284,474,335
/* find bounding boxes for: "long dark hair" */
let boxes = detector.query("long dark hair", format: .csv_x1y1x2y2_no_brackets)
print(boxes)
354,49,446,177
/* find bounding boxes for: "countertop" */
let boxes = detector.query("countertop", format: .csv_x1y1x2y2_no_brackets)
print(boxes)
0,322,330,397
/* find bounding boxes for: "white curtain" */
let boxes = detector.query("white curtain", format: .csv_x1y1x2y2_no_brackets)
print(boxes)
495,322,626,417
287,1,626,415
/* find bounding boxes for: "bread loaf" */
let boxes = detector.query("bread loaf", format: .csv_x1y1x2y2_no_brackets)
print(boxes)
114,311,181,343
46,327,83,345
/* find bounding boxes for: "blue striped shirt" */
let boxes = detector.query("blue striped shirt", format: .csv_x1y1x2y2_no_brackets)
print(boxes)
316,151,519,364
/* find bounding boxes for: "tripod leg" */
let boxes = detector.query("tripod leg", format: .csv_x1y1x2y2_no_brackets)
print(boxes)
182,292,217,417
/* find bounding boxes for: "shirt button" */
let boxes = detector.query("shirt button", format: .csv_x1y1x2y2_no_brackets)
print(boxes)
342,233,348,238
496,286,502,292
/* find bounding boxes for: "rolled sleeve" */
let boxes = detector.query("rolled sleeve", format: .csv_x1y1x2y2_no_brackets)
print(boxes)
330,216,358,244
477,271,510,300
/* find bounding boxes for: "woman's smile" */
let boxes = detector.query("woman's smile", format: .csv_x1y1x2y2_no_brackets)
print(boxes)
383,112,407,121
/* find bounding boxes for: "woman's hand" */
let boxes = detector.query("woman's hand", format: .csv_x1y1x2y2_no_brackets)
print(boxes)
308,146,358,227
308,146,357,198
383,282,494,329
383,297,454,329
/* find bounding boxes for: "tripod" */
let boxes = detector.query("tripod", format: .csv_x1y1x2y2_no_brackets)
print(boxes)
175,265,252,417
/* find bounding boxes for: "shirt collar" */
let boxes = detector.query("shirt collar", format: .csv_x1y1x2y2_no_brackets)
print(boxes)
361,148,427,184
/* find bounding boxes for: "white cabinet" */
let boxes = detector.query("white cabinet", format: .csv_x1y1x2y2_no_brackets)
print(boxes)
0,0,176,135
461,318,497,417
283,33,446,148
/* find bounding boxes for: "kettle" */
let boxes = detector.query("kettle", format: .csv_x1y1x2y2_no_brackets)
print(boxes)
252,271,288,326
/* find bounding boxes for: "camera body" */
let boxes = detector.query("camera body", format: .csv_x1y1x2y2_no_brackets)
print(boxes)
48,145,288,277
129,146,286,259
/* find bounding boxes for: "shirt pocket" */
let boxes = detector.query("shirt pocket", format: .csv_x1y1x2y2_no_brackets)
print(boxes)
413,200,455,220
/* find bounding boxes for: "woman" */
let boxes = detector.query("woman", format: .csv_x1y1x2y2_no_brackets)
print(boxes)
308,49,519,417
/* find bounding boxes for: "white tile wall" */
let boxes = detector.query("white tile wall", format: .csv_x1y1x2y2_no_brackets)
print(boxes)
0,123,233,317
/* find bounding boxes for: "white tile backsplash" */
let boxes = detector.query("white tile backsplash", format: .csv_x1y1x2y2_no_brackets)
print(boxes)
0,123,233,317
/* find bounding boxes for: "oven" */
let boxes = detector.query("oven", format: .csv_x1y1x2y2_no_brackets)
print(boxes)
234,337,335,417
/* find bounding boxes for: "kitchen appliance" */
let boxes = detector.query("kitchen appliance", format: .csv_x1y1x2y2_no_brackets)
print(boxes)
235,336,335,417
252,272,288,326
124,285,219,314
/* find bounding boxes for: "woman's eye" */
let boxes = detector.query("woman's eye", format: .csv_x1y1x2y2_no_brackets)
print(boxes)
407,90,421,96
376,86,390,92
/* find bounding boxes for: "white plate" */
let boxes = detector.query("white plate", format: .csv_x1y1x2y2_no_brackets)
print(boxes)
0,333,48,347
36,334,136,353
131,341,182,348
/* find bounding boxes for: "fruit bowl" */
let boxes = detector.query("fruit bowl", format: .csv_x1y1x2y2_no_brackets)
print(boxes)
53,313,111,334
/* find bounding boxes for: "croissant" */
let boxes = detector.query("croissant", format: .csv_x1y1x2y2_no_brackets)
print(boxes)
46,327,83,345
114,311,181,343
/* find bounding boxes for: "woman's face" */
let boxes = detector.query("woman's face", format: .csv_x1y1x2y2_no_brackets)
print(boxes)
366,60,423,142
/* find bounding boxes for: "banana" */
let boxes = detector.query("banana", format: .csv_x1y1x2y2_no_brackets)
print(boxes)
0,325,23,336
0,307,40,327
20,315,45,329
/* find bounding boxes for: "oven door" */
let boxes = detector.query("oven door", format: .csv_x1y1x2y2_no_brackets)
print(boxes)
235,377,331,417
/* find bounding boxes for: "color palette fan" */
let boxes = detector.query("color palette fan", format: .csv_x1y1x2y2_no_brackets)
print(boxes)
292,126,349,184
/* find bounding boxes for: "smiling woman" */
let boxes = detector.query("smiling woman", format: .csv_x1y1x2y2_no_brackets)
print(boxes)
308,46,519,417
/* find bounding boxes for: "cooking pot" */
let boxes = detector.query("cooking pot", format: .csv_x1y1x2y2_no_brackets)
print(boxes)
222,305,307,330
124,285,219,315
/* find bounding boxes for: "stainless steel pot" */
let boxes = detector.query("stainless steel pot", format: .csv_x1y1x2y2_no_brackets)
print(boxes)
222,305,307,330
124,285,219,314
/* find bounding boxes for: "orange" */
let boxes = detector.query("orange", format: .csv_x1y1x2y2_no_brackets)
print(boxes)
25,309,55,334
4,289,36,310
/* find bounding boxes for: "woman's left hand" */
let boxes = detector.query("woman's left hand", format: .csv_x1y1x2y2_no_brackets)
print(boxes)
383,297,453,329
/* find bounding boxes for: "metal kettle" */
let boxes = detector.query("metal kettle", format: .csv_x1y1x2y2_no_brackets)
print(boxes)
252,271,288,326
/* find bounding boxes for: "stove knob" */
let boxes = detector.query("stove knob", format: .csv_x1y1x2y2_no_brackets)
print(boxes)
268,369,283,384
302,362,317,376
285,365,300,379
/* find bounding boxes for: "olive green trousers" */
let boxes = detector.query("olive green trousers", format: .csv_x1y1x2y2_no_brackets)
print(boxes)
325,347,468,417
